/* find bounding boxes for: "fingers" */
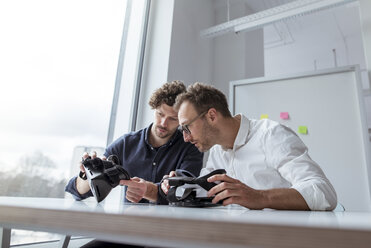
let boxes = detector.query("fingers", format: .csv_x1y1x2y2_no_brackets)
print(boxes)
120,177,142,186
79,152,89,173
126,185,145,194
162,171,176,180
82,151,98,160
211,188,239,204
131,177,141,182
169,171,176,177
220,196,238,206
90,151,97,159
79,163,85,173
161,171,176,195
161,180,170,194
207,180,246,205
82,152,89,160
207,174,236,183
126,190,143,203
207,181,234,197
120,178,146,203
80,151,98,173
120,178,146,194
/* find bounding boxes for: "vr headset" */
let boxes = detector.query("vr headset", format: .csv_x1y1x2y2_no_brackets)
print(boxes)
161,169,226,207
80,155,130,203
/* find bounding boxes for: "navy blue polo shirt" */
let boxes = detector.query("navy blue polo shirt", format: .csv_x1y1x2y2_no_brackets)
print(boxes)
65,123,203,204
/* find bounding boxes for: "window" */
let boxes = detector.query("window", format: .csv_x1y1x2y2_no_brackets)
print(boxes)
0,0,148,245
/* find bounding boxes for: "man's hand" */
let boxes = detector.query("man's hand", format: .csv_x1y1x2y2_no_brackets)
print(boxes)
207,174,267,209
160,171,176,195
76,152,95,195
76,151,106,195
120,177,158,203
78,152,90,173
207,174,310,210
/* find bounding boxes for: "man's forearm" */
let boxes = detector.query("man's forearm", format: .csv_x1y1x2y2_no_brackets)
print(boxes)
262,188,310,210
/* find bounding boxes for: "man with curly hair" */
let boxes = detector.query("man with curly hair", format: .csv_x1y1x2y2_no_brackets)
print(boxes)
66,81,203,205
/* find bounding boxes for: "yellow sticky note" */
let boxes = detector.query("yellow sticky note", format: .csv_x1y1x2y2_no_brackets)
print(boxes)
298,126,308,134
260,114,268,119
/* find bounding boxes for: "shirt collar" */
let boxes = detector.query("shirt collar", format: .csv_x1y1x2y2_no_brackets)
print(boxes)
144,123,180,148
144,124,152,146
232,114,250,150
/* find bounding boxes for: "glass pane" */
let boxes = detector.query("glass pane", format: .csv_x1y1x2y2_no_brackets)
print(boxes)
0,0,127,245
99,0,149,208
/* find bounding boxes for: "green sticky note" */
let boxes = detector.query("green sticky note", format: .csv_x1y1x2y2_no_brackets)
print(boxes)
260,114,268,119
298,126,308,134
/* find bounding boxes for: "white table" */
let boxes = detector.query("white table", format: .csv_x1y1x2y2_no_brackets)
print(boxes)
1,197,371,248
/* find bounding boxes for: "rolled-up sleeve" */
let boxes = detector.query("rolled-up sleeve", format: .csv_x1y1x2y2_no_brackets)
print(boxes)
265,125,337,211
65,176,93,200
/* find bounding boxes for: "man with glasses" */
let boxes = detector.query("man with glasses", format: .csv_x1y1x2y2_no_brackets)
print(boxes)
166,82,337,211
65,81,203,205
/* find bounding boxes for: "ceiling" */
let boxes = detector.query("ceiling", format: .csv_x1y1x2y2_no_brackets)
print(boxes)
242,0,296,12
214,0,296,12
213,0,360,49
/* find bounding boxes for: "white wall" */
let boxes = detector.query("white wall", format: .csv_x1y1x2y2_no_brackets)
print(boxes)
167,0,264,99
137,0,264,129
264,5,366,74
263,3,371,128
213,2,264,96
167,0,214,86
140,0,371,129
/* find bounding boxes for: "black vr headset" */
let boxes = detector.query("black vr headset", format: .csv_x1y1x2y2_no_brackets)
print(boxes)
160,169,227,207
80,155,130,203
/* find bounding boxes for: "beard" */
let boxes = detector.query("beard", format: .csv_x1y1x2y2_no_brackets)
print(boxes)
154,124,173,139
194,122,218,152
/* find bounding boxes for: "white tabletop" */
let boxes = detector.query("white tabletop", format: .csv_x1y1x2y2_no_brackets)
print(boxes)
1,197,371,248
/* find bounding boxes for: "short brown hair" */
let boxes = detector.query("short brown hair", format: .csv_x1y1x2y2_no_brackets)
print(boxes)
148,80,186,109
175,82,232,117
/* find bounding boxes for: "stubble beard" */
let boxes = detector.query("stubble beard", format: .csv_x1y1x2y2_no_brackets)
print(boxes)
196,122,217,152
154,124,172,139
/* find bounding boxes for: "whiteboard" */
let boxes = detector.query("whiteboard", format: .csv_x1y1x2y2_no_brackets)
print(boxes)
229,66,371,211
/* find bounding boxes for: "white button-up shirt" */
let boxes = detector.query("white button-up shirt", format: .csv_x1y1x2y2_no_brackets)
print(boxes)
201,114,337,210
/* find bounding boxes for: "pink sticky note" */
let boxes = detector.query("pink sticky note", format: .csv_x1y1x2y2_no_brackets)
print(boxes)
280,112,289,120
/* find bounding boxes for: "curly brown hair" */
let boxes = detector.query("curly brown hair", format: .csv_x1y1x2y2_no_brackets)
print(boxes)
148,80,186,109
175,82,232,117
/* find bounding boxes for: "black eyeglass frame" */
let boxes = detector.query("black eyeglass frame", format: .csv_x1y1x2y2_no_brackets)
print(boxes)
178,110,208,135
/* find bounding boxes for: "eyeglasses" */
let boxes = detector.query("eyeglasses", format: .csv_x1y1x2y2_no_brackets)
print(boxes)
178,111,207,135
